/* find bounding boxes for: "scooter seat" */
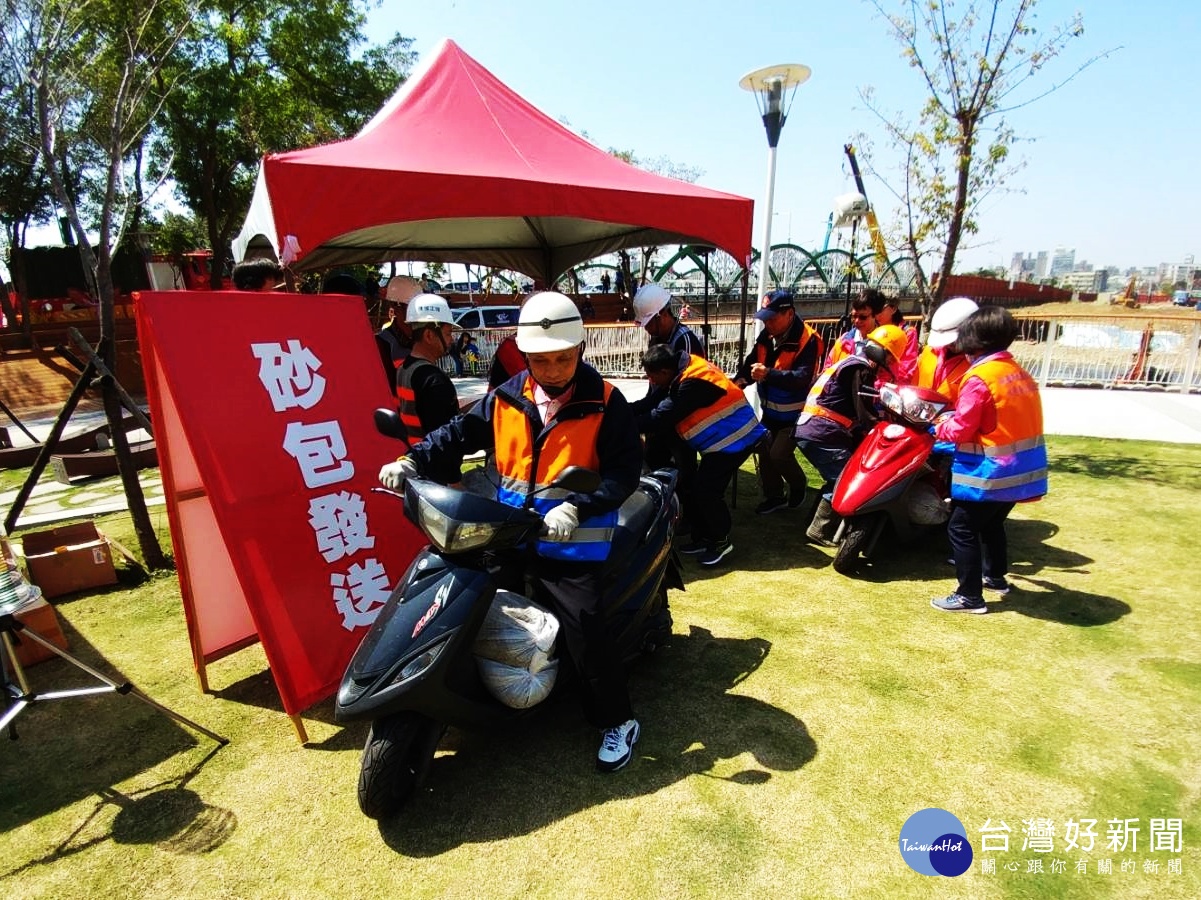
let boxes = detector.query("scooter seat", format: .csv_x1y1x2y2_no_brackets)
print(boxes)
613,489,655,540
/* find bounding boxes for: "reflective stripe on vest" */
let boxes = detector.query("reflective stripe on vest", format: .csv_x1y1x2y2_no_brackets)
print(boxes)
754,324,821,422
796,356,862,430
674,355,766,455
395,358,437,445
492,375,618,562
950,356,1048,503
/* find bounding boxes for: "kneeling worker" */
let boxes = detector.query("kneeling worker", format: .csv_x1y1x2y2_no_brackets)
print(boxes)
635,344,766,566
795,324,907,545
379,292,646,773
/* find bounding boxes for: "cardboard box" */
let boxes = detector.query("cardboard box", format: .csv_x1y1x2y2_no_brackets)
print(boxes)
21,523,118,599
8,596,69,667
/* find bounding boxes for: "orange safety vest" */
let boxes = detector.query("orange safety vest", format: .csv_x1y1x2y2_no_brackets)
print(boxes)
394,358,437,445
753,322,823,423
916,346,972,404
673,355,766,454
797,356,867,431
492,375,618,562
950,355,1048,503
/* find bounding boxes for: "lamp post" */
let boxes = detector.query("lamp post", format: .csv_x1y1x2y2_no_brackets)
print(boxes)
739,63,810,300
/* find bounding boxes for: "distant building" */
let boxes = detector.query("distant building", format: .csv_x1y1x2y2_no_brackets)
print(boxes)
1058,270,1102,293
1049,247,1075,278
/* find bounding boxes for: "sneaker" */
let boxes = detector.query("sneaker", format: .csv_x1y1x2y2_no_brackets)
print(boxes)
677,540,708,555
597,719,640,773
982,577,1011,595
699,541,733,566
930,593,988,614
755,497,788,515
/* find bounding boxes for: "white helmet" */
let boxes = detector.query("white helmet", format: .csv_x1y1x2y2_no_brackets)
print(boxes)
927,297,979,349
632,283,672,327
515,292,586,352
405,294,456,327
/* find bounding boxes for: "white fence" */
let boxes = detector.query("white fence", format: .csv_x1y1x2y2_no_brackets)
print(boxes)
446,313,1201,394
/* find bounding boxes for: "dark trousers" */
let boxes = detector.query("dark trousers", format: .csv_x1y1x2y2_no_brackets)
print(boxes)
646,430,698,520
691,446,754,546
757,423,808,500
947,500,1015,599
499,560,632,729
797,441,853,500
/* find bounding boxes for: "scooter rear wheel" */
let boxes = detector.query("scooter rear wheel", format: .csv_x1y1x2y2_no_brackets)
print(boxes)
357,712,445,820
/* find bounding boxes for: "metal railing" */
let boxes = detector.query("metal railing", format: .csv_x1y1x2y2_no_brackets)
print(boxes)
444,312,1201,395
1010,314,1201,393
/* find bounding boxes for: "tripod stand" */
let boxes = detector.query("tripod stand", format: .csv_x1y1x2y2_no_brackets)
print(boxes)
1,607,227,745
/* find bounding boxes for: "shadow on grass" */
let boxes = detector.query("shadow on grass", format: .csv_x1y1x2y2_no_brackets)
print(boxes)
1051,448,1201,492
824,514,1097,587
0,619,234,874
375,625,816,855
985,576,1131,626
0,744,235,880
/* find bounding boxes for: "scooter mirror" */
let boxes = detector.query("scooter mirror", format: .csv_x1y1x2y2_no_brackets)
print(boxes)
552,466,602,495
373,407,406,440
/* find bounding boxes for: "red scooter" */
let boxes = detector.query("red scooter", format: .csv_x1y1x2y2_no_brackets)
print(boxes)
830,384,952,575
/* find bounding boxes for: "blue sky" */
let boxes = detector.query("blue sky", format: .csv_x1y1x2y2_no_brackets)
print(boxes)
366,0,1199,273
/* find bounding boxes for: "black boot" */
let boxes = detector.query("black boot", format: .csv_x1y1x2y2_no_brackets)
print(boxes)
806,498,840,547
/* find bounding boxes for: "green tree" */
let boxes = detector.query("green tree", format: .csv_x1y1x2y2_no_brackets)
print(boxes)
0,45,55,343
4,0,197,565
860,0,1111,322
154,1,414,287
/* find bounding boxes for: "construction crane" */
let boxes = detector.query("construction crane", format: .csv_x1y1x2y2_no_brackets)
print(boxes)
843,144,889,271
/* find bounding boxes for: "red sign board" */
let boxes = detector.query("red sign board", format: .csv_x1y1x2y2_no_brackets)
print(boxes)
136,291,425,717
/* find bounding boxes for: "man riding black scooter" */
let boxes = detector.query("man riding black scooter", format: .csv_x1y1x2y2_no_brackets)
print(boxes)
377,291,653,775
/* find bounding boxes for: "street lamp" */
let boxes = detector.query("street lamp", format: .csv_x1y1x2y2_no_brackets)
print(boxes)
739,63,811,299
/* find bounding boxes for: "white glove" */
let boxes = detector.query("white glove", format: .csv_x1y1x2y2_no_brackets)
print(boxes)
379,456,420,490
542,503,579,541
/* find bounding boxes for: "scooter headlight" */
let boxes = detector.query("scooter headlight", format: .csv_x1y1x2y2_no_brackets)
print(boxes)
415,495,499,553
879,385,905,417
392,637,449,686
899,389,946,425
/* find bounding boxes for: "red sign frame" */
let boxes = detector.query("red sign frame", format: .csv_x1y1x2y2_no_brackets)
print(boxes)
136,291,425,729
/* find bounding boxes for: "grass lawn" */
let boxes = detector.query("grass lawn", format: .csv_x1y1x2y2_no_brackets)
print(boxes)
1,434,1199,899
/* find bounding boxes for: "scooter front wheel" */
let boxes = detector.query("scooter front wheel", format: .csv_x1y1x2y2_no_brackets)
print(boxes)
832,519,873,575
357,712,446,820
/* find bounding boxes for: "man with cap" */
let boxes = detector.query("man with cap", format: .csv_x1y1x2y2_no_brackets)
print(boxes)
734,290,825,515
630,283,706,512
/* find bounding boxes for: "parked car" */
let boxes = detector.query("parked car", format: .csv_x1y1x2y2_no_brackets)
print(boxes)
452,306,522,330
445,281,484,294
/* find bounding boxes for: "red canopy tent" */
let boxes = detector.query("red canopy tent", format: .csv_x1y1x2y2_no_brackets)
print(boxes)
233,39,753,283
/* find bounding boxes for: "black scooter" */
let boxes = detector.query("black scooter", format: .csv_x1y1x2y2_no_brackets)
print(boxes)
335,411,682,820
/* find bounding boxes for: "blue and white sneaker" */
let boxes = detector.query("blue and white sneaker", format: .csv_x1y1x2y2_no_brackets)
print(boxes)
597,719,640,773
982,577,1011,595
930,593,988,614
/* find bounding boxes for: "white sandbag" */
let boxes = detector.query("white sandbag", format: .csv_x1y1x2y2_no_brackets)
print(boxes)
476,657,559,709
473,590,559,671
